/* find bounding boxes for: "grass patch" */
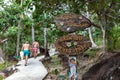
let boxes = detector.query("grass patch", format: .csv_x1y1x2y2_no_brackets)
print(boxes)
0,61,17,80
0,75,4,80
84,49,99,57
51,55,61,66
0,63,6,71
0,61,14,71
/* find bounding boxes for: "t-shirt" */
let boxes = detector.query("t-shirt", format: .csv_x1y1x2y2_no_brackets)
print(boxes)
69,63,77,79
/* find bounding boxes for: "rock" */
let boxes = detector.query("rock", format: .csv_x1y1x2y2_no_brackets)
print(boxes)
0,47,4,63
5,56,48,80
82,52,120,80
0,65,19,78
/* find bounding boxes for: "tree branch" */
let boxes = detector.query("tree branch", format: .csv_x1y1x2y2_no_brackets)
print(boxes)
91,22,101,29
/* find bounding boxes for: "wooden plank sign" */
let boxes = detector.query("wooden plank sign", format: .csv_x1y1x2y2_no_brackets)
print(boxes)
54,13,91,33
55,34,91,55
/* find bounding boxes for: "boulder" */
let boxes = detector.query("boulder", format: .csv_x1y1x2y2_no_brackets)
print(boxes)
82,52,120,80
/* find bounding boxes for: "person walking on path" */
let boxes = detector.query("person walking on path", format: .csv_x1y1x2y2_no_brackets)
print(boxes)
32,41,39,58
21,41,31,66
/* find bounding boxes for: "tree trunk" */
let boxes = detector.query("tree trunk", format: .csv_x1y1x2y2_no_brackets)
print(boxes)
85,2,97,48
20,0,24,6
88,28,98,48
44,28,47,49
44,28,47,56
99,20,106,54
16,20,21,56
32,21,35,42
16,0,24,56
97,11,107,54
101,27,106,54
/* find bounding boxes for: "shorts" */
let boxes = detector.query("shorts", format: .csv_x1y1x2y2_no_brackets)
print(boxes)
23,50,30,57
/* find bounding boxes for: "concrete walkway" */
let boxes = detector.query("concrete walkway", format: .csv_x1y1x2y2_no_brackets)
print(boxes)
5,56,48,80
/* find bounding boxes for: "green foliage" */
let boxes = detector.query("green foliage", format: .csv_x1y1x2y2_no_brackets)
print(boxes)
0,62,15,80
0,63,6,71
4,26,18,37
51,69,59,75
107,24,120,50
0,62,13,71
111,24,120,39
1,26,18,55
6,40,17,55
84,49,99,57
22,0,32,8
0,75,3,80
0,0,119,57
54,69,59,75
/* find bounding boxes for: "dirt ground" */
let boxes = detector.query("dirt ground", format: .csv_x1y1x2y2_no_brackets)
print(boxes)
42,53,96,80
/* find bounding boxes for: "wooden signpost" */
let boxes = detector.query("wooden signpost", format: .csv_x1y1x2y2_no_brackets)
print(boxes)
55,34,91,55
54,13,92,79
54,13,91,33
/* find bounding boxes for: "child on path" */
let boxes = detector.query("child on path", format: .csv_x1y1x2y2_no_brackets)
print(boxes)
69,58,77,80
